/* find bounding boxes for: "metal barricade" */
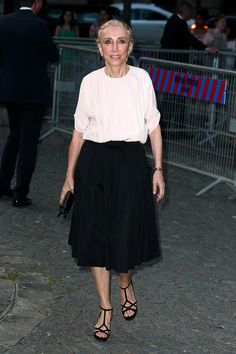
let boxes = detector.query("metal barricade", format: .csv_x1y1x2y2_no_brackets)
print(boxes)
133,47,236,71
139,57,236,195
40,45,102,139
215,51,236,70
38,63,57,140
42,38,98,135
53,36,97,49
43,64,57,122
133,47,215,66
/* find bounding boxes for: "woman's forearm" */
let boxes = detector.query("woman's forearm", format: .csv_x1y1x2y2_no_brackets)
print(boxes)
66,130,84,177
149,125,163,169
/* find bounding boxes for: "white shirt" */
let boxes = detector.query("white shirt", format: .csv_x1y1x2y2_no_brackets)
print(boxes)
202,28,227,50
74,66,160,144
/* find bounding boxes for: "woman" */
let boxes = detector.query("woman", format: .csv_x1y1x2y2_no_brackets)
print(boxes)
89,7,113,38
202,15,228,50
54,10,79,37
60,20,164,341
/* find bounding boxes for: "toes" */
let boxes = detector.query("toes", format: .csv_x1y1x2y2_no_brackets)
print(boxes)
124,309,135,318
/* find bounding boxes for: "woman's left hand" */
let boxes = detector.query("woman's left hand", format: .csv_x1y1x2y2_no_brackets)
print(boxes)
152,171,165,202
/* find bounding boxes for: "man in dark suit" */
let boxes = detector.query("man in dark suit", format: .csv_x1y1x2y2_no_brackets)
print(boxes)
161,1,217,54
0,0,59,207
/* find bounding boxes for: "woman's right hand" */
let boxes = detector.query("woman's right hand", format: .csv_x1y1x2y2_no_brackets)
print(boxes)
60,175,74,204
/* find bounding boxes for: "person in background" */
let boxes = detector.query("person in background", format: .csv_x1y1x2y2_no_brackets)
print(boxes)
54,10,79,37
191,9,209,42
89,7,113,38
60,19,164,341
227,26,236,52
161,1,217,53
202,15,228,50
0,0,59,207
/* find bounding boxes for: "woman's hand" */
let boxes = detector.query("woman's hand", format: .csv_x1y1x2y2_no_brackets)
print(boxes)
59,130,84,204
60,175,74,203
152,170,165,203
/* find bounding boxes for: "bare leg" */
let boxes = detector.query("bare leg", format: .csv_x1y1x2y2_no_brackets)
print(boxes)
119,272,137,319
91,267,112,339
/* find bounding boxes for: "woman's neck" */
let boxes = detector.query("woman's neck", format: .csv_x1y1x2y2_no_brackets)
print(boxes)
63,23,72,31
105,64,129,78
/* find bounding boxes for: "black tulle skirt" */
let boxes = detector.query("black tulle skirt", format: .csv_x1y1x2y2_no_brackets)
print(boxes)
68,140,161,273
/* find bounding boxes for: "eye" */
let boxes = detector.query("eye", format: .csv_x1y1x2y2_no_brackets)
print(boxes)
119,39,128,44
103,39,112,45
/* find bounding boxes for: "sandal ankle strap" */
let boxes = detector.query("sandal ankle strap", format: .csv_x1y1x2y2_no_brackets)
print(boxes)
119,280,132,290
99,306,113,312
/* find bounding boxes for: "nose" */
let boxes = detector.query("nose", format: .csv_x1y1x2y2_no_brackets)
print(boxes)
112,41,118,52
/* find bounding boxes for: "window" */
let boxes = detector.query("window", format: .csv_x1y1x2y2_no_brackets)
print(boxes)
139,10,167,21
77,12,98,23
131,9,140,20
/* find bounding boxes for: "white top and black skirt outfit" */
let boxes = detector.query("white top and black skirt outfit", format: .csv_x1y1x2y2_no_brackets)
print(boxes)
68,65,161,273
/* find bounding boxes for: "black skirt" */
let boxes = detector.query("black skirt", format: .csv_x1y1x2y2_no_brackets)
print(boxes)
69,140,161,273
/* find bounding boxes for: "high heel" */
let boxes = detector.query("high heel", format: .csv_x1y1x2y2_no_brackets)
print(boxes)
94,306,113,341
120,280,137,321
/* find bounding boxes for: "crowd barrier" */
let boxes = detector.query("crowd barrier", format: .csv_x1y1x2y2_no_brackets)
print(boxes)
133,48,236,71
139,57,236,195
53,36,97,49
43,64,57,123
40,45,102,140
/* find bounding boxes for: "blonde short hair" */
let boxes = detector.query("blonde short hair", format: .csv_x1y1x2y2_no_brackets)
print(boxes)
97,19,134,43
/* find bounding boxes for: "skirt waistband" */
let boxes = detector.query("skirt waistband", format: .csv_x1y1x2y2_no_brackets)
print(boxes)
84,140,141,147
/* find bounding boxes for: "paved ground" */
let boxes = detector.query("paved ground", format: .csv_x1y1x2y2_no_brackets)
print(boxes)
0,126,235,354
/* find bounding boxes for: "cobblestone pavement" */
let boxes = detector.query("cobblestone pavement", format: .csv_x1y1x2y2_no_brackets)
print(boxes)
0,127,235,354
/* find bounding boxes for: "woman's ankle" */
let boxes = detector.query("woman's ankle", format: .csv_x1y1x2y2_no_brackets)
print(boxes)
99,302,112,310
119,272,131,288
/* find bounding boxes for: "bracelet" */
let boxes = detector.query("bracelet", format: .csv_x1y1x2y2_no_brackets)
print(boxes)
153,167,163,174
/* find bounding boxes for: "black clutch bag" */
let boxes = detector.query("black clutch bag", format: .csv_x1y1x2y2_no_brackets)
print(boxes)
58,191,74,218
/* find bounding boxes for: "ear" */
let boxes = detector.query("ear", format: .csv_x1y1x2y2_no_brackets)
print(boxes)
128,41,134,56
97,42,103,57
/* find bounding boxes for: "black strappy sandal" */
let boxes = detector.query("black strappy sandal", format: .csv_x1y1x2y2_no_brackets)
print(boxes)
120,280,138,321
94,306,113,342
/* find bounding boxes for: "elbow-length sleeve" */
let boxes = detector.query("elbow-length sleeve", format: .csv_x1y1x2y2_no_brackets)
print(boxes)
74,79,90,133
145,80,161,134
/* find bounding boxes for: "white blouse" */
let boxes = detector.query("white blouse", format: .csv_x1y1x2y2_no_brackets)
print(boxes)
74,65,160,144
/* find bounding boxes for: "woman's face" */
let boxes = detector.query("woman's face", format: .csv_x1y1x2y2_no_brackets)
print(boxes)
98,25,133,68
64,11,73,24
99,10,110,24
216,18,227,32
